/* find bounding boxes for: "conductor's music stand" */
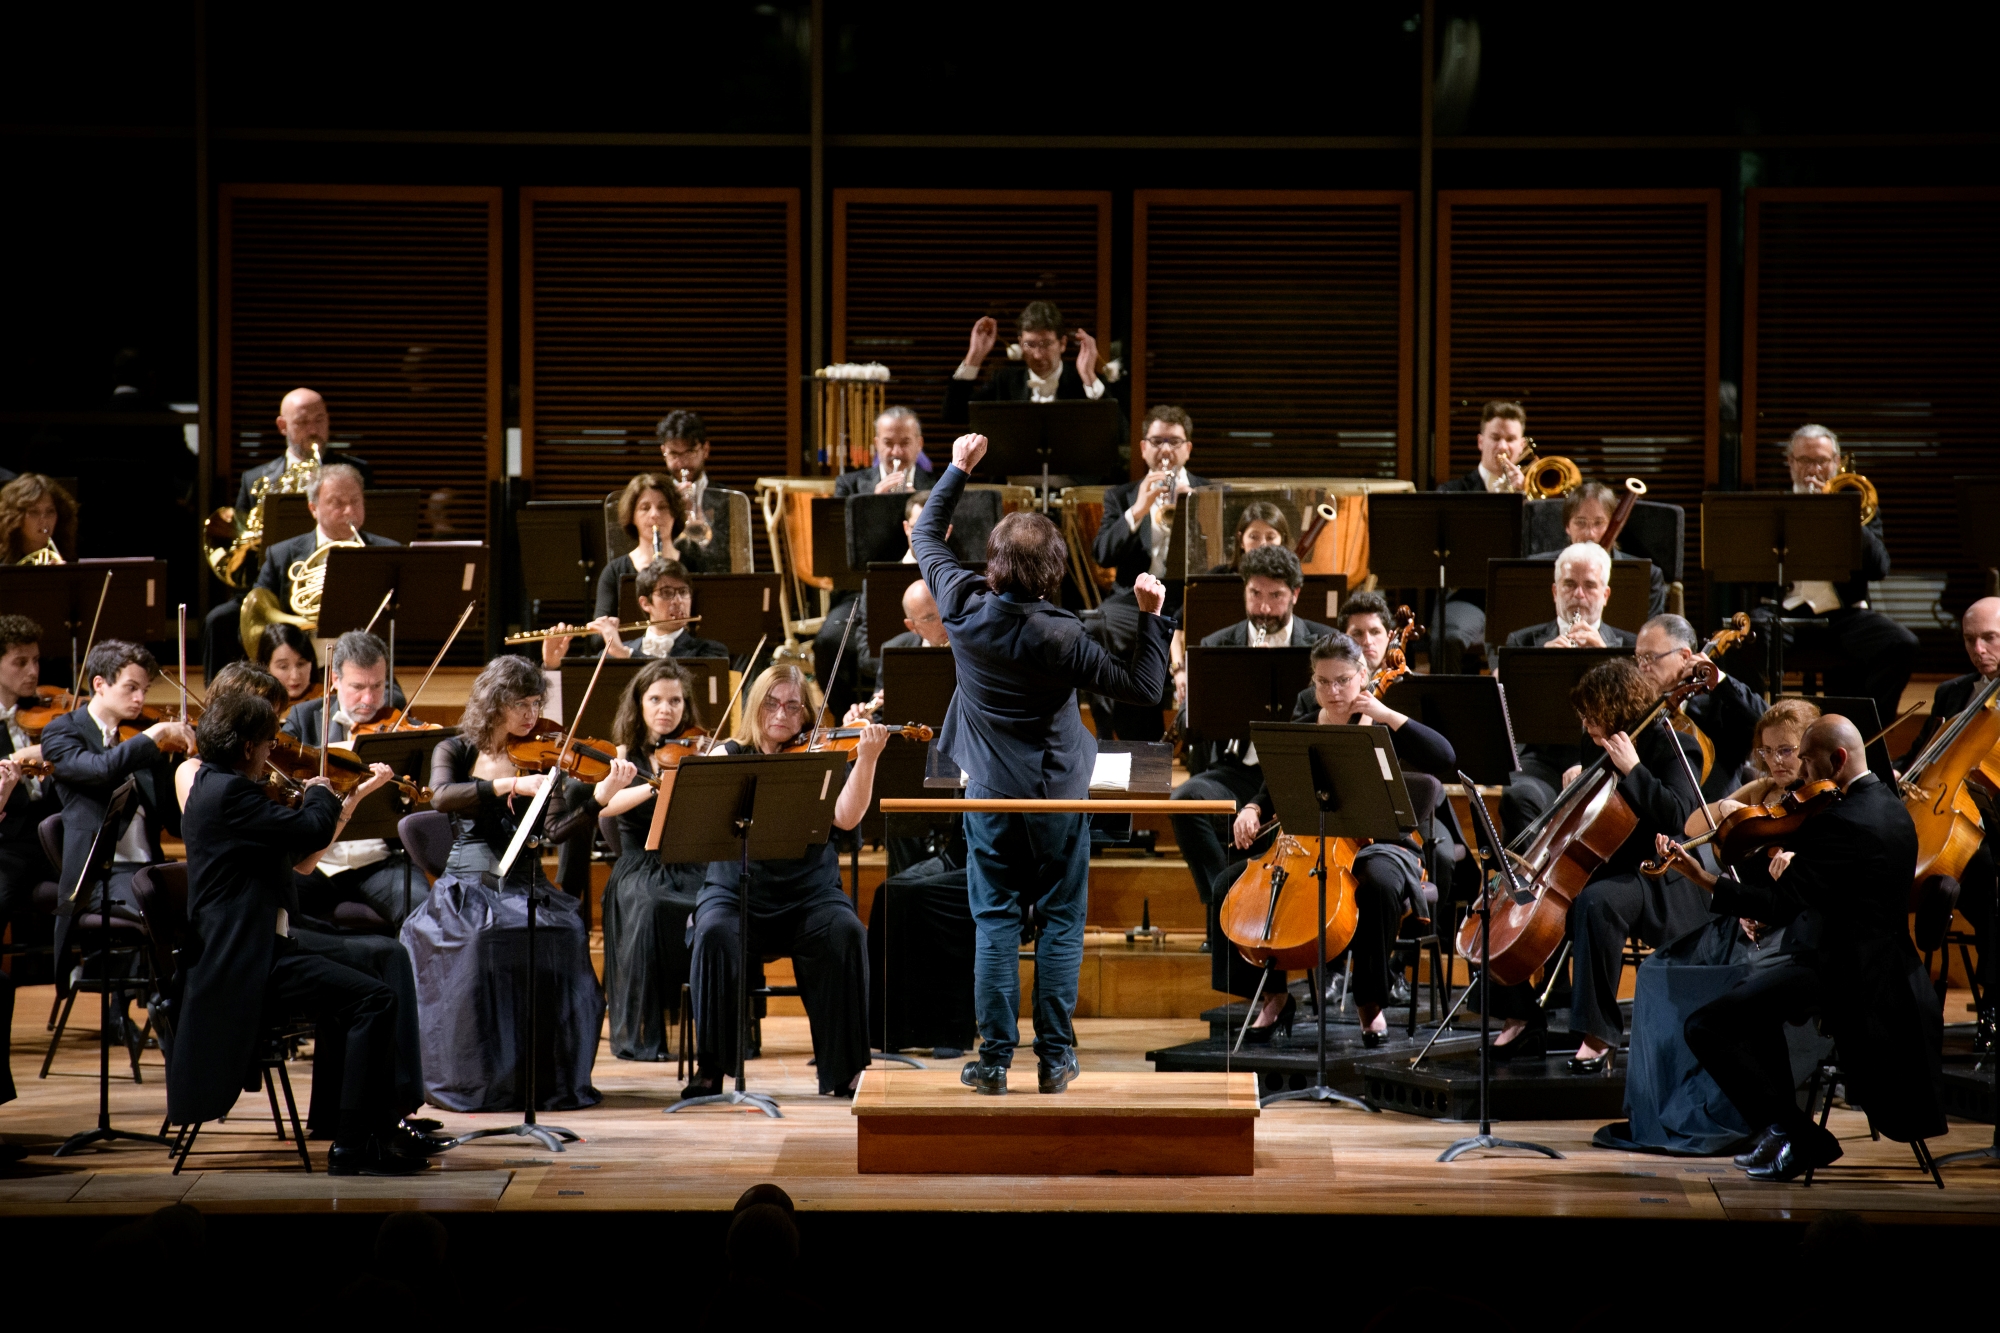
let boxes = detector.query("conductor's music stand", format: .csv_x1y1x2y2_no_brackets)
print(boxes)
968,400,1125,500
343,731,446,922
52,779,170,1157
317,544,489,696
1248,723,1416,1112
1367,494,1522,672
1701,491,1861,697
1186,646,1314,742
663,750,849,1118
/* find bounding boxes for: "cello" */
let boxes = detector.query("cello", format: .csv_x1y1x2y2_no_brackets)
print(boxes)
1455,662,1717,986
1899,670,2000,899
1217,606,1421,975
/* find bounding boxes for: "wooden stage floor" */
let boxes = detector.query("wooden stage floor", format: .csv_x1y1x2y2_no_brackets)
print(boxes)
4,989,1997,1228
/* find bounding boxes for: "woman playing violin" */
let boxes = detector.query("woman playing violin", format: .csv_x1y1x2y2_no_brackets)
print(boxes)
684,663,887,1100
401,653,625,1113
597,659,712,1061
1225,633,1457,1046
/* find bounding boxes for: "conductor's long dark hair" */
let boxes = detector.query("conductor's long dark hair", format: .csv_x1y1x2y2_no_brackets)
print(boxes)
985,511,1067,602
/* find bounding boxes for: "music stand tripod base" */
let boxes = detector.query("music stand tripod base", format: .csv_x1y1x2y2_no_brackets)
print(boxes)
453,1121,581,1153
1439,1132,1564,1163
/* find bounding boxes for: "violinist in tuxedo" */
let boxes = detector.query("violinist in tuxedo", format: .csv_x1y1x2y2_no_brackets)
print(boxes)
943,300,1108,425
1897,596,2000,1049
0,616,58,939
1665,715,1947,1180
1433,400,1530,666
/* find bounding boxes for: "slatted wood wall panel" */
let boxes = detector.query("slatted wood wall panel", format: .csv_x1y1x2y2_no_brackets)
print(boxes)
1133,191,1413,480
1437,190,1719,624
1745,189,2000,651
834,190,1111,449
218,185,502,548
522,189,799,501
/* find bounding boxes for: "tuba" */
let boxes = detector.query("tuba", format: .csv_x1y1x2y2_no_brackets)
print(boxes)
205,443,321,589
1516,438,1582,499
237,525,362,656
1822,457,1879,526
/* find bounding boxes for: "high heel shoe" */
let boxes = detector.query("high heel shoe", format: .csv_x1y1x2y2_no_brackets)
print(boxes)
1359,1025,1388,1049
1565,1047,1617,1076
1242,993,1298,1045
1488,1027,1547,1061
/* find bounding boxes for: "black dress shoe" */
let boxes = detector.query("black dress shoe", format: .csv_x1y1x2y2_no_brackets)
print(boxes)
1746,1124,1842,1182
1733,1124,1789,1170
329,1135,433,1177
960,1061,1007,1096
681,1070,724,1101
1565,1048,1616,1076
1037,1052,1080,1095
390,1120,455,1157
1488,1027,1547,1061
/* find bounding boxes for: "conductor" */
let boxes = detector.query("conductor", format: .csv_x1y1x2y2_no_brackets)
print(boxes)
912,434,1171,1095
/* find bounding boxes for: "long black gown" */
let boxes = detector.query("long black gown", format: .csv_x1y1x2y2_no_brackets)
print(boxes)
400,736,603,1112
602,739,707,1061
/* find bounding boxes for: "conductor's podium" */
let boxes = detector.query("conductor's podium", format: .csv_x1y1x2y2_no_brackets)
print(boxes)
851,1070,1259,1176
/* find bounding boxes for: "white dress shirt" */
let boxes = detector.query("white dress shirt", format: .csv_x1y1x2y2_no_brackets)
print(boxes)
90,707,152,864
639,625,686,658
953,360,1106,403
1,704,42,801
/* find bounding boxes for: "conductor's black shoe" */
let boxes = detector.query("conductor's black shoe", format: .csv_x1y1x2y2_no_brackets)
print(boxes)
1733,1124,1789,1170
1037,1052,1080,1095
329,1135,432,1176
1745,1124,1842,1182
960,1062,1007,1096
1565,1048,1616,1076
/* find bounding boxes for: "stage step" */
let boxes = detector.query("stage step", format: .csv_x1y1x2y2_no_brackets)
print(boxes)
1356,1048,1629,1122
851,1069,1259,1175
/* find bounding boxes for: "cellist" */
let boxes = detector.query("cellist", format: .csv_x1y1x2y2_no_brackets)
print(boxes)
1224,633,1456,1046
1482,657,1707,1069
1896,595,2000,1050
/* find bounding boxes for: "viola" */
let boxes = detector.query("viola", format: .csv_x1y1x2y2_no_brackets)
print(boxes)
778,722,933,754
505,719,696,795
1638,778,1841,877
14,686,86,737
1455,661,1718,986
1365,604,1421,698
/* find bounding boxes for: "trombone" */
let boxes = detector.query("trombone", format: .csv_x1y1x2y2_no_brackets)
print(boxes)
502,615,701,646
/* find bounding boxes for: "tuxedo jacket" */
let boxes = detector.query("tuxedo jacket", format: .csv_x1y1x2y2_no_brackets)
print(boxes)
1435,468,1490,494
1502,619,1636,650
1092,472,1213,589
1899,670,1987,771
943,362,1097,426
233,452,374,515
253,528,399,598
42,707,182,900
834,461,938,499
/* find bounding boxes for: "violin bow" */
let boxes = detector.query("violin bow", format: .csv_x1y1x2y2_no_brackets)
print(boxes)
1862,699,1925,751
712,634,767,745
387,601,474,733
75,570,113,686
497,644,612,879
808,606,863,748
360,588,395,638
177,604,189,724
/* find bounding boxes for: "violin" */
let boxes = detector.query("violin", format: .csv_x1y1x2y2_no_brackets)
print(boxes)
1,756,54,780
1365,605,1420,698
648,725,713,771
1456,661,1718,986
114,701,197,745
778,722,934,754
349,707,445,737
1639,778,1840,877
505,719,693,794
263,730,431,807
14,686,85,738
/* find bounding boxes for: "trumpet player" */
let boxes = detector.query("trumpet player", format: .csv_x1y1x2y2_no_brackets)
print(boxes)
1433,400,1531,669
834,405,936,497
1727,424,1915,735
656,409,731,563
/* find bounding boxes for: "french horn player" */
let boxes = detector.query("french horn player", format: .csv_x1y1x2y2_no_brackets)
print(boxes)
239,463,398,657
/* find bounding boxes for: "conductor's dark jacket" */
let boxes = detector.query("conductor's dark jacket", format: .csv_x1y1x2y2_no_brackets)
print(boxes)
1091,471,1212,590
42,706,180,901
168,766,342,1125
1708,771,1945,1142
253,527,400,599
914,464,1170,799
942,362,1097,426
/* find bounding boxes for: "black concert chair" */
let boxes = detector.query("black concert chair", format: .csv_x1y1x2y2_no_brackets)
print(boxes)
396,810,453,881
1522,495,1686,614
1800,1055,1943,1190
1913,874,1982,1012
36,814,152,1082
1394,883,1447,1038
129,861,313,1171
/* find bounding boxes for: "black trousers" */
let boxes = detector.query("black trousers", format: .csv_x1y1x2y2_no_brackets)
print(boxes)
1957,840,1997,996
1089,590,1167,741
290,928,424,1130
265,941,399,1135
1350,849,1416,1011
296,859,427,929
1437,599,1485,674
1684,959,1823,1136
1569,871,1709,1046
691,890,871,1093
866,863,977,1053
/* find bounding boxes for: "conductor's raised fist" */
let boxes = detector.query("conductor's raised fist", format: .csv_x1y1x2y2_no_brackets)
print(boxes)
1133,573,1167,615
951,434,988,474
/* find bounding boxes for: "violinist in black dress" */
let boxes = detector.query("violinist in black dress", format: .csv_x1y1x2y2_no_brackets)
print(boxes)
684,663,886,1099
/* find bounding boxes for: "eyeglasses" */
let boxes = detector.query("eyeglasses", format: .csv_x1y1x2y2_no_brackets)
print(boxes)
1634,649,1683,666
761,699,807,717
1142,437,1185,449
1313,674,1360,692
1019,335,1062,351
1754,744,1799,763
653,587,693,602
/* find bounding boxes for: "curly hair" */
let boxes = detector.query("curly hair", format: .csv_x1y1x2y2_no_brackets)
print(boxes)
733,663,822,747
613,658,696,757
83,640,156,693
1569,657,1656,734
655,410,708,446
0,614,42,652
195,691,278,770
617,472,689,542
0,473,79,562
459,654,547,754
1239,543,1303,590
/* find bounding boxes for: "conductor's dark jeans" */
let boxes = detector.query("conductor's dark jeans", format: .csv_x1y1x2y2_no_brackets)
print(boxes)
963,785,1091,1069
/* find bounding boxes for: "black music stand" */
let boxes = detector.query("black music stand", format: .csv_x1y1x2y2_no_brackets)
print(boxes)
664,750,848,1118
676,574,784,669
1437,768,1564,1163
1490,647,1632,749
516,500,610,619
0,561,169,683
264,491,422,547
560,657,732,737
1484,558,1653,647
1777,694,1892,783
1248,724,1415,1113
968,400,1125,497
1701,491,1861,697
1381,676,1521,786
343,731,445,922
317,544,489,697
52,779,171,1157
1367,494,1522,672
878,647,957,729
1186,647,1314,742
1180,574,1349,646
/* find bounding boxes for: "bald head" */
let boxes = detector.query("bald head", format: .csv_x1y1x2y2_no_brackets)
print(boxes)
1965,597,2000,679
1802,714,1869,787
900,579,947,647
276,388,329,459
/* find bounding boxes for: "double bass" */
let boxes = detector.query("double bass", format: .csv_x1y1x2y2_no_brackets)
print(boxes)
1218,606,1421,972
1455,662,1718,986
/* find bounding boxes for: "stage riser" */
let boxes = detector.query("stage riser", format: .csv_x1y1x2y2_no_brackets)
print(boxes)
857,1117,1254,1175
1357,1053,1629,1123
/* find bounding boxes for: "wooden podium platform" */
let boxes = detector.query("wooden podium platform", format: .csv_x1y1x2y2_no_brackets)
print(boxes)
851,1070,1259,1176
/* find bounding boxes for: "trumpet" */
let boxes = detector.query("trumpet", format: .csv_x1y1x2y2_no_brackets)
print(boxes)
1822,458,1879,526
1515,438,1582,499
502,615,701,646
676,468,714,548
